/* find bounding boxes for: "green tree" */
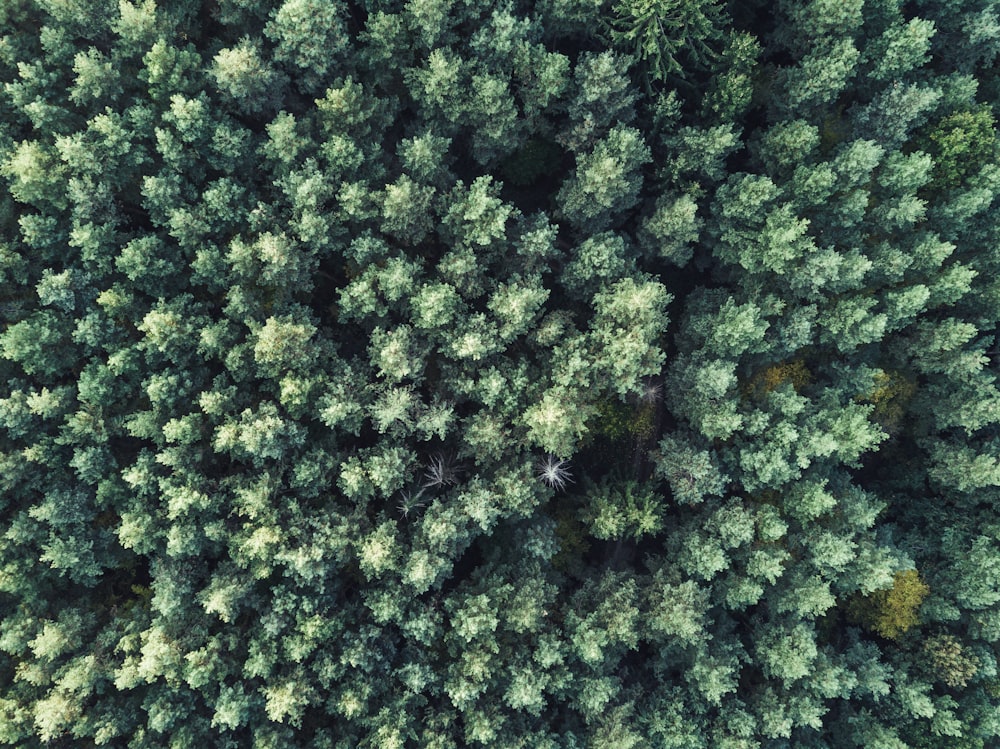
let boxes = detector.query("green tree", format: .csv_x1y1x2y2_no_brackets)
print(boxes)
264,0,348,94
5,0,1000,745
921,105,998,191
607,0,726,82
210,37,286,115
557,125,651,233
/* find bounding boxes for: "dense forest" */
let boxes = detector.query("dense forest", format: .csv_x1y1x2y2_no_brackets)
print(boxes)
2,0,1000,745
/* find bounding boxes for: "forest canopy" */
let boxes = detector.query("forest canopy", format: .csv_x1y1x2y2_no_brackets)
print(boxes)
2,0,1000,746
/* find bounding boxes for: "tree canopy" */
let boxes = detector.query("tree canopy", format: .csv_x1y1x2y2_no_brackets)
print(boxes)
3,0,1000,746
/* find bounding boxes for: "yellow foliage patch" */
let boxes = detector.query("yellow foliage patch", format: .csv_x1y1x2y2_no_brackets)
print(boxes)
744,359,811,399
859,370,916,430
848,569,929,640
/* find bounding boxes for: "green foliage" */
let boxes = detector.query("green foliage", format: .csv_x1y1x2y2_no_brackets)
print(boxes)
776,38,860,112
866,18,936,82
639,191,701,266
2,140,67,209
653,433,728,504
607,0,725,81
265,0,348,94
702,30,761,122
582,478,665,540
560,51,638,152
210,37,285,115
557,124,651,232
522,386,594,458
1,311,75,377
921,105,998,191
3,0,1000,746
